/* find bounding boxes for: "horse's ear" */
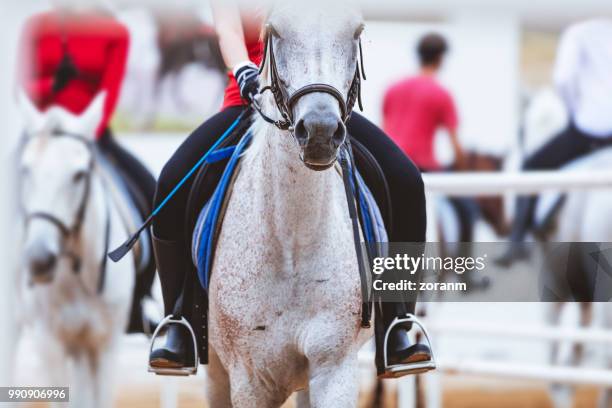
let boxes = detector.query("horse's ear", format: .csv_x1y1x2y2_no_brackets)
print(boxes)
79,91,106,138
17,90,43,132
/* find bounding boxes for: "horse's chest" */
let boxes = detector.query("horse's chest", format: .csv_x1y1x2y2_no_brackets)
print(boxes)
212,166,358,296
28,275,114,351
210,165,362,357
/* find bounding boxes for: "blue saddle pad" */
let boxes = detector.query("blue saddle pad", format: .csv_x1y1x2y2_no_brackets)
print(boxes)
192,135,387,290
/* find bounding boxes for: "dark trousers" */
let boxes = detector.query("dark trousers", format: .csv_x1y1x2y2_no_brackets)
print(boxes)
524,122,612,171
420,167,478,243
153,108,426,328
511,123,612,241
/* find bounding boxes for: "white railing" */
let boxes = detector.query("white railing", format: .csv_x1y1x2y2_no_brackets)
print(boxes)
425,319,612,344
423,170,612,196
423,170,612,242
416,170,612,408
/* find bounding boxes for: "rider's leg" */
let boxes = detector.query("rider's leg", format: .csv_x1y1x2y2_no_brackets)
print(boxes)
150,106,245,366
97,129,158,333
498,124,591,265
446,197,491,288
347,113,426,243
346,113,432,374
448,197,479,242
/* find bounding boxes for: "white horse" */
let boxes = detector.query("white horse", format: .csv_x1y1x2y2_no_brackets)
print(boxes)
208,3,372,407
15,92,136,408
520,89,612,408
539,148,612,408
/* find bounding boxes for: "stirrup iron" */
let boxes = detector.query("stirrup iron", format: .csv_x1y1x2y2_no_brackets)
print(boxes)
148,315,199,376
383,313,436,376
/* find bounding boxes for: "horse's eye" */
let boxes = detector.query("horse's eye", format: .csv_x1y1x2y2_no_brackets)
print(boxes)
73,170,87,183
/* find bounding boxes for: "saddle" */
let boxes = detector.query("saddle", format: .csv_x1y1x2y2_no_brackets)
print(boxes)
183,120,391,364
97,152,152,276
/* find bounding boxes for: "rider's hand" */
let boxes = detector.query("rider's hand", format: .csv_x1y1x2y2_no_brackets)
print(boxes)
233,61,260,104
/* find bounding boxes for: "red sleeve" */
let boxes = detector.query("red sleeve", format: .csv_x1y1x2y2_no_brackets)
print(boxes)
382,87,393,127
439,90,458,132
95,23,129,138
16,15,54,106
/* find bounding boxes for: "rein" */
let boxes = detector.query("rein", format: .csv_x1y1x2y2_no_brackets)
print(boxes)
22,130,111,294
252,24,366,132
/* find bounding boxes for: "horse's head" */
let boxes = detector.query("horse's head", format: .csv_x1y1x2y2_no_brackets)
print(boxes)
263,1,364,170
17,92,105,284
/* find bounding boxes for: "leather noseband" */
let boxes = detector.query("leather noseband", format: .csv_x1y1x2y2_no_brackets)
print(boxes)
253,24,366,132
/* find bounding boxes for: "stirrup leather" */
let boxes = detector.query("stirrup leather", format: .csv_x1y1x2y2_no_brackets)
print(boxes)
383,314,436,376
148,315,199,376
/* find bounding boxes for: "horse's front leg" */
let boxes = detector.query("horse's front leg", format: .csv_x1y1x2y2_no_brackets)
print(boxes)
598,388,612,408
207,346,231,408
546,302,564,364
92,344,117,408
295,389,311,408
37,335,69,408
69,351,96,408
308,356,359,408
228,364,288,408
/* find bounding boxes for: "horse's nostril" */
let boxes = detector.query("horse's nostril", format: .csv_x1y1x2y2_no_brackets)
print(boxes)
331,121,346,148
294,119,308,145
30,251,57,277
298,113,345,147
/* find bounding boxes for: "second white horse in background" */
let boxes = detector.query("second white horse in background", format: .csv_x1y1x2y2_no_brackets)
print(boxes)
16,93,136,408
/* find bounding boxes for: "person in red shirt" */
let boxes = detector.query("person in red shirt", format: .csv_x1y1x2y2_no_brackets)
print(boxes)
150,1,432,378
17,3,157,334
383,33,464,171
383,33,478,244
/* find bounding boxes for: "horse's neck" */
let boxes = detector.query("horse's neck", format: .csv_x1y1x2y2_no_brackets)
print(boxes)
242,121,347,243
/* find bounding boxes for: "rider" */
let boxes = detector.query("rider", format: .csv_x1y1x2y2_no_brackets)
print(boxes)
498,18,612,265
149,1,433,378
383,33,475,242
17,1,157,333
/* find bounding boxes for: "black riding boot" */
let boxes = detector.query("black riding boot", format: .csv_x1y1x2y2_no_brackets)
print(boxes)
496,196,536,267
376,258,433,378
149,235,193,369
381,302,432,369
126,242,158,335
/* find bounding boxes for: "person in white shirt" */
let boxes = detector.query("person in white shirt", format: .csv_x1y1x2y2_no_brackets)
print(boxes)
498,19,612,266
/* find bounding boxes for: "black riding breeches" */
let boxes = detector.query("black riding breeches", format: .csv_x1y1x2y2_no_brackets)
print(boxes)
153,107,245,240
153,108,426,327
509,123,612,244
523,123,612,171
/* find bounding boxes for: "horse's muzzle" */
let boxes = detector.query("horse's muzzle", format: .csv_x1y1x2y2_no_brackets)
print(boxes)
26,242,58,284
294,111,346,171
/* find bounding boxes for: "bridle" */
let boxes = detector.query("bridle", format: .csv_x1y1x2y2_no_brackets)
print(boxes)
22,130,111,293
252,24,366,132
